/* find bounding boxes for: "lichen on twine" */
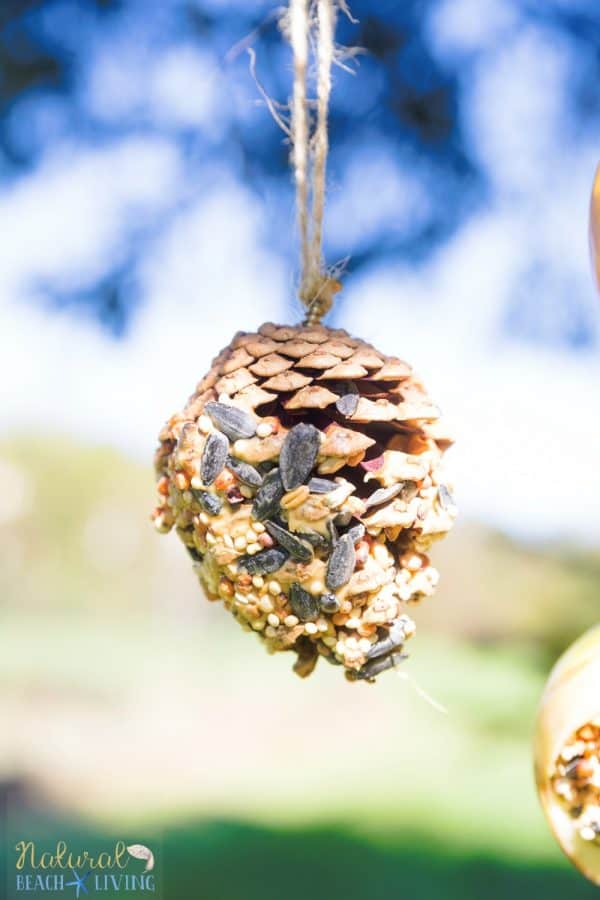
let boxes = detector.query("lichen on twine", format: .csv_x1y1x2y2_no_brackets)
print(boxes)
284,0,353,323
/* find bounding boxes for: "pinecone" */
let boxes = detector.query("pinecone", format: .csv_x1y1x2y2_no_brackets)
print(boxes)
153,321,456,680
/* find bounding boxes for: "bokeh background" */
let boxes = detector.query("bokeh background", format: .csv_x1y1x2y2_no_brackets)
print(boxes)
1,0,600,897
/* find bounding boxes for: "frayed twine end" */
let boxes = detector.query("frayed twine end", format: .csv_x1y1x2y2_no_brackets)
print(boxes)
302,275,342,324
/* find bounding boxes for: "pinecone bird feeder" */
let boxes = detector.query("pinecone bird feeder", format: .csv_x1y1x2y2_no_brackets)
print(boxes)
152,0,457,681
153,322,456,680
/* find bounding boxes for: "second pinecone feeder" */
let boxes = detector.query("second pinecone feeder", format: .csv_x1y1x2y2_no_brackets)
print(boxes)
153,321,456,680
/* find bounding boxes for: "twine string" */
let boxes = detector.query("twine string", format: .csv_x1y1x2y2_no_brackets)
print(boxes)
290,0,310,297
289,0,341,323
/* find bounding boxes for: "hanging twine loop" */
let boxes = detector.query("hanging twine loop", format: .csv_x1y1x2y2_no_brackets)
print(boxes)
289,0,342,324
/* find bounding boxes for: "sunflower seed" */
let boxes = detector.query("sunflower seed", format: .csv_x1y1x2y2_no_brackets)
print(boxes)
438,484,457,513
192,489,223,516
264,521,313,562
335,381,359,417
356,651,407,680
227,456,264,487
366,620,406,660
205,401,257,441
298,531,330,549
325,534,356,590
401,481,419,502
289,582,320,621
308,477,338,494
200,432,229,485
238,548,288,575
346,522,365,544
280,423,321,490
327,519,339,545
334,510,352,527
186,545,203,561
319,592,340,613
365,483,403,510
252,469,285,521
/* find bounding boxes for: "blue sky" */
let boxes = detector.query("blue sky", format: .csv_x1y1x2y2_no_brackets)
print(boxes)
1,0,599,542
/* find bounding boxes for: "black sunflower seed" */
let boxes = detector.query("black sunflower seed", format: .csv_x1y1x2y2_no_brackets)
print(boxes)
366,620,406,660
346,522,365,544
319,592,340,613
192,489,223,516
200,431,229,485
252,469,285,521
186,545,203,562
280,423,321,491
227,456,264,487
238,548,288,575
335,381,359,417
298,531,330,549
365,483,403,510
204,402,257,441
325,533,356,590
327,519,339,545
289,582,320,622
355,651,407,680
264,521,313,562
308,477,338,494
265,521,314,562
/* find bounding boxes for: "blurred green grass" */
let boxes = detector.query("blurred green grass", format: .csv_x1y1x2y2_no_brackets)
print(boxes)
1,434,599,898
3,810,598,900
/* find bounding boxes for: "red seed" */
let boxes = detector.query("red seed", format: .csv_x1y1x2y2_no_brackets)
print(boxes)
360,454,385,472
227,487,244,505
355,541,369,567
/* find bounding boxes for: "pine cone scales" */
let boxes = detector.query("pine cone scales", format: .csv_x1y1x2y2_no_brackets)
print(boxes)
153,322,456,680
